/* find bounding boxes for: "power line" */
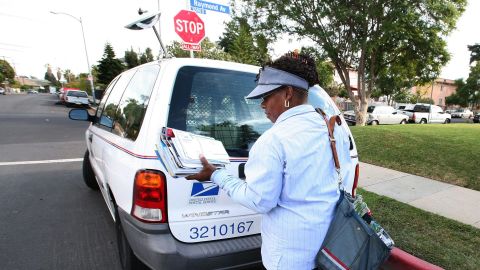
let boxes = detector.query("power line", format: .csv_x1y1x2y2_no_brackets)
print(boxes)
0,47,24,52
0,42,31,48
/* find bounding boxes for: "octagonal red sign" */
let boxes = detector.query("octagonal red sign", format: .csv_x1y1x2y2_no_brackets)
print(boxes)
174,10,205,44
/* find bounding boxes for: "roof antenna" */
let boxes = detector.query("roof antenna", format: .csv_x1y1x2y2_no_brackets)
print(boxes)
125,10,169,58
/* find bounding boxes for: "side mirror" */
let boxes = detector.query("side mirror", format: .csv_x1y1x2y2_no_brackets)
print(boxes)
69,109,94,122
392,111,397,115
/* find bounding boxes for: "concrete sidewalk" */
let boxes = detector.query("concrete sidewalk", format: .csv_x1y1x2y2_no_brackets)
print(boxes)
358,162,480,229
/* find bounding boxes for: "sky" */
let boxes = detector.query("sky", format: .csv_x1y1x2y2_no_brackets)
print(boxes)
0,0,478,81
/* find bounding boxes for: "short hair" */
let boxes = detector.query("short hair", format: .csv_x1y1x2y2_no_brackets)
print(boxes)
264,51,320,88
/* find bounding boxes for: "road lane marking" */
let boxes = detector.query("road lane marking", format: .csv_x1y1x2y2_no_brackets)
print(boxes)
0,158,83,166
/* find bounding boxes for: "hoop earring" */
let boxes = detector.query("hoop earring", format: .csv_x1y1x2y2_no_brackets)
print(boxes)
284,99,290,108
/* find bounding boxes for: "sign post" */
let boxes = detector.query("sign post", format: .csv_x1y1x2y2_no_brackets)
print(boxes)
174,10,205,56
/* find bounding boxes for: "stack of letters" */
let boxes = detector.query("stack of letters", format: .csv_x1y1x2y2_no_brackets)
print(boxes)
155,127,230,177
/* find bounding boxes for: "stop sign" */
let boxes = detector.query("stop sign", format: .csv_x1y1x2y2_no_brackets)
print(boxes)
174,10,205,44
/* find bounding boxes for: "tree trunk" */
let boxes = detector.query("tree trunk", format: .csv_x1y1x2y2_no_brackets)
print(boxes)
355,50,368,126
356,99,369,125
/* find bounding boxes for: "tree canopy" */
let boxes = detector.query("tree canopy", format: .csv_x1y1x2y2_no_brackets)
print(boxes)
0,59,15,84
44,65,58,85
219,17,270,65
240,0,466,125
468,44,480,64
446,45,480,108
167,38,233,61
124,48,139,69
97,43,124,87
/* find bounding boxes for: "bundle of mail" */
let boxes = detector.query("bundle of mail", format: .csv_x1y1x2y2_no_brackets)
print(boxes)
155,127,230,177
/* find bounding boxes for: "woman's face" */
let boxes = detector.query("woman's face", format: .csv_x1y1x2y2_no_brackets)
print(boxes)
261,87,289,123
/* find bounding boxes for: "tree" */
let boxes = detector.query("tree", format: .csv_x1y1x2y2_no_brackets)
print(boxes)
56,68,62,81
138,48,155,65
167,38,233,61
144,48,154,62
124,48,139,69
241,0,466,125
44,64,58,85
63,69,74,83
468,44,480,64
446,45,480,108
97,43,124,86
219,16,270,65
300,46,335,94
139,53,148,64
65,73,91,94
0,59,15,84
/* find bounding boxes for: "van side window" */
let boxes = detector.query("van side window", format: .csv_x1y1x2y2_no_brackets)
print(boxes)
112,65,160,140
167,66,272,157
97,69,136,130
95,75,119,121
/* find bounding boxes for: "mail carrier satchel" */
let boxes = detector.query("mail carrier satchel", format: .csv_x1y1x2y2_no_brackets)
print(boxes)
315,109,393,270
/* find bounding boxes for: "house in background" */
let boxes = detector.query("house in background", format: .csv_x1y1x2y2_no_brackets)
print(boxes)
410,78,457,108
332,68,458,110
15,76,51,92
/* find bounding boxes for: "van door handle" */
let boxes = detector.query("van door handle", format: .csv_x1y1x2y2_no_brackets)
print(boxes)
88,134,93,142
238,163,246,179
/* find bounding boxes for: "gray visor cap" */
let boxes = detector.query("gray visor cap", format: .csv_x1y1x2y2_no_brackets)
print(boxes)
245,67,309,99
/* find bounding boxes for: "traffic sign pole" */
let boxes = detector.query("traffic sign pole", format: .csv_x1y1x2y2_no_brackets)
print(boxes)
186,0,194,58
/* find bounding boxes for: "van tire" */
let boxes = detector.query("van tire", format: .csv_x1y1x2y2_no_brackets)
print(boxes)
419,119,427,124
371,120,379,126
83,150,99,190
400,120,407,125
115,207,147,270
444,118,450,124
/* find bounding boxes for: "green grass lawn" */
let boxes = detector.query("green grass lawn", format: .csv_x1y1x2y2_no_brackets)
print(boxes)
362,189,480,269
350,124,480,191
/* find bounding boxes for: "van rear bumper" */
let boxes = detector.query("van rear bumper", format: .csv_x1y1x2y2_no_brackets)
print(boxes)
118,209,263,270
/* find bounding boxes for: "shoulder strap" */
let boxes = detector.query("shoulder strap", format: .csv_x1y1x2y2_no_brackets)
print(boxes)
315,108,343,187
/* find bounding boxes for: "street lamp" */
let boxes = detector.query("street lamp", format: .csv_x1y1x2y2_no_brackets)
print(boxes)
50,11,96,105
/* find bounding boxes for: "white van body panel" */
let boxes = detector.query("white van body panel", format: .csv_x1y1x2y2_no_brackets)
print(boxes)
84,58,359,260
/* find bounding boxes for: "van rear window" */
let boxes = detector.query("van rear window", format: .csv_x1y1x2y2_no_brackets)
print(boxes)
167,66,272,157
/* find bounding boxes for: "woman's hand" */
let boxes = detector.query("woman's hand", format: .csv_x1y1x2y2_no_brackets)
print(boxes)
185,154,217,182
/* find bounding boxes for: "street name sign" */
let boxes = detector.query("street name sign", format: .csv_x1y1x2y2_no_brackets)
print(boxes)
189,0,230,15
181,43,202,52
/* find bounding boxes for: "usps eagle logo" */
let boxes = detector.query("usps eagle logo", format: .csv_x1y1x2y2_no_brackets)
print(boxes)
191,183,220,197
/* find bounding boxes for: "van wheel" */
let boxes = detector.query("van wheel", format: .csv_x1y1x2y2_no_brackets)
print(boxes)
82,150,99,190
400,120,407,125
419,119,427,124
444,119,450,124
371,120,379,126
115,207,147,270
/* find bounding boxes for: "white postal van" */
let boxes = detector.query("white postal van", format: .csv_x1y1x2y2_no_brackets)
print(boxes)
69,58,360,270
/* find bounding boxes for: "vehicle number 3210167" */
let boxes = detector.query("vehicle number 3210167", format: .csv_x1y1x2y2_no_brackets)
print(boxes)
189,221,254,239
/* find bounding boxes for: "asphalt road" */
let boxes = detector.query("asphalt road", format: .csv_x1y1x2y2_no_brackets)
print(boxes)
0,94,122,270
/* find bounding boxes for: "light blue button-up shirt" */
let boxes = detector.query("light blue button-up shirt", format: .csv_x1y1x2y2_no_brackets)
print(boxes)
212,104,352,270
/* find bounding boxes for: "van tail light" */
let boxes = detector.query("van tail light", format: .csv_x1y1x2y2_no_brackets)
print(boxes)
131,170,167,223
352,164,360,197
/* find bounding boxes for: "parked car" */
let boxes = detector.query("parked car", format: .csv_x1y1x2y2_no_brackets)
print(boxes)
59,87,81,103
451,108,473,118
68,58,360,270
343,105,409,125
401,103,451,124
473,112,480,123
445,109,456,115
0,87,5,95
64,90,89,107
27,90,38,94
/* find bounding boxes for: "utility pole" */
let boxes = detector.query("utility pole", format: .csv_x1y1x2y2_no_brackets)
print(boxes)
50,11,96,104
